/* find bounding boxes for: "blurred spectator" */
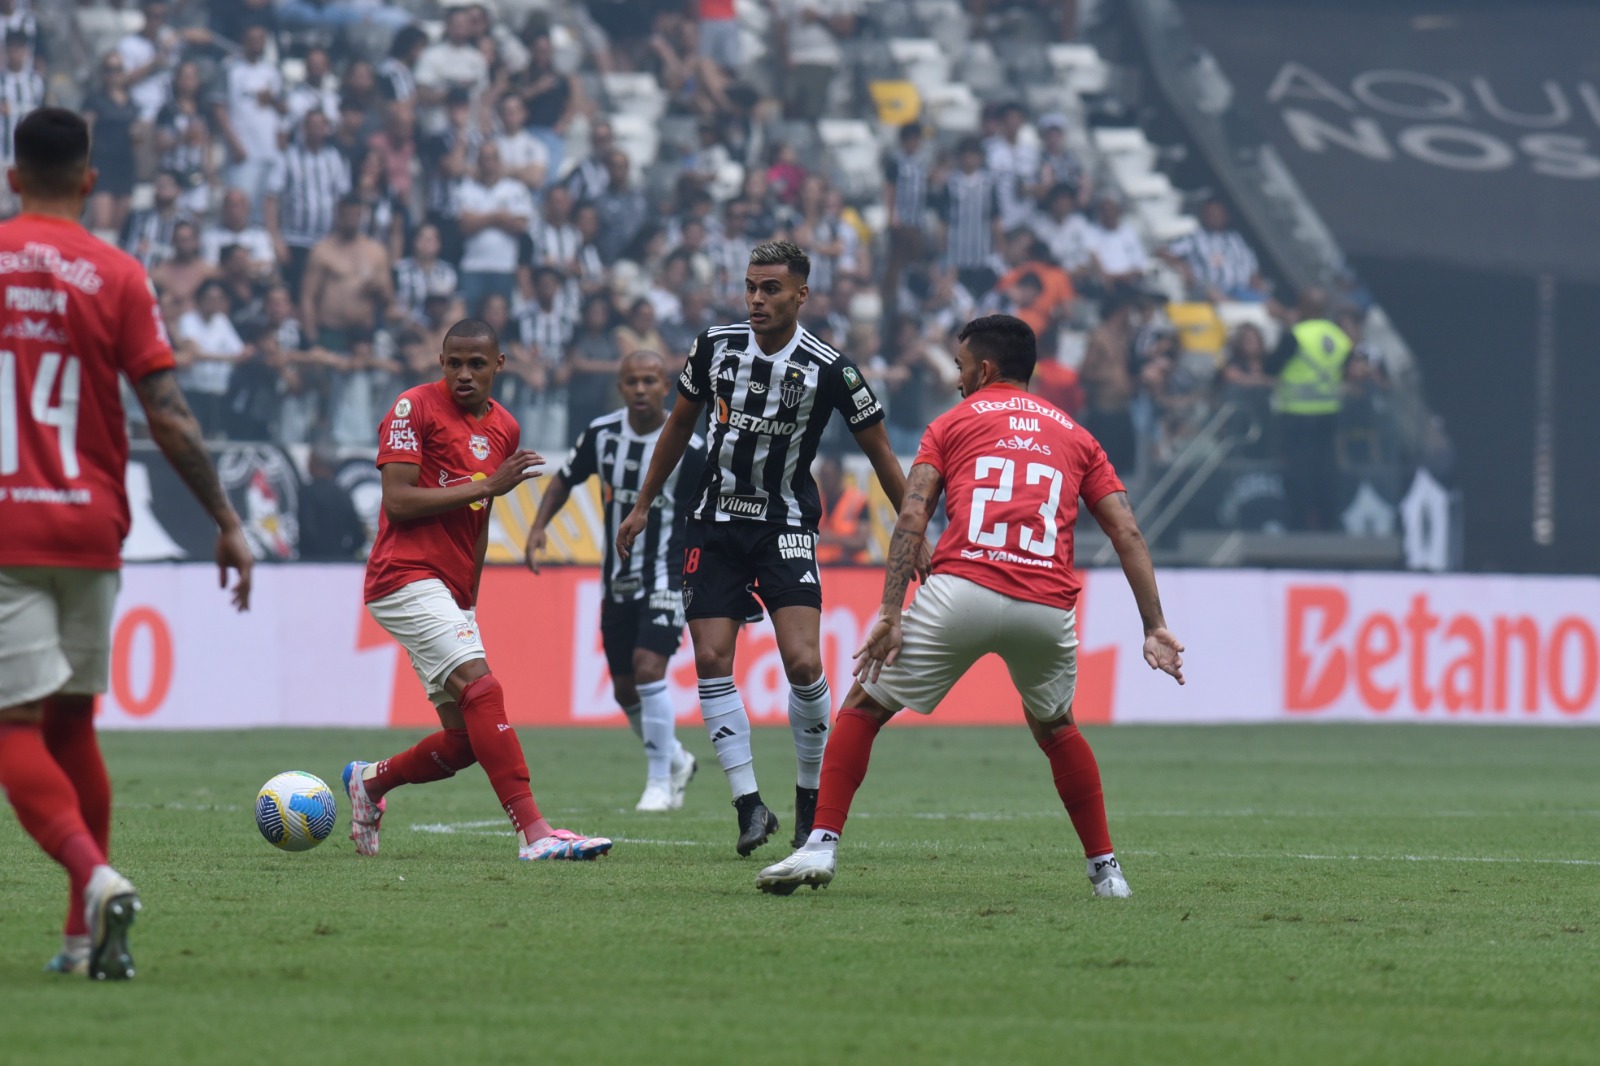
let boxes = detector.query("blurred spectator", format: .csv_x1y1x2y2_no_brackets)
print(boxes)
493,93,549,190
221,322,283,441
664,285,716,354
285,46,339,130
393,222,458,326
0,28,45,166
301,196,394,350
563,291,622,431
595,150,648,264
327,331,401,445
332,97,373,165
265,109,351,296
296,448,367,560
0,0,41,63
644,251,690,327
797,180,860,294
216,25,285,216
989,229,1074,336
117,0,184,128
1037,112,1088,205
277,0,411,35
339,59,383,125
815,454,870,564
528,184,581,272
419,88,481,231
1336,308,1395,467
696,0,742,74
84,53,140,236
514,30,582,173
766,142,808,207
453,140,533,311
378,24,429,104
649,10,732,117
148,219,213,317
218,244,266,323
614,296,665,361
176,278,246,436
351,148,406,262
778,0,857,122
564,119,614,205
1161,197,1269,303
1220,322,1272,397
122,169,189,270
1029,182,1092,276
154,60,212,216
881,123,930,307
935,136,1004,298
984,101,1040,229
259,283,305,354
1083,196,1148,295
571,200,610,295
1079,287,1139,476
365,101,418,208
203,188,275,275
416,8,490,111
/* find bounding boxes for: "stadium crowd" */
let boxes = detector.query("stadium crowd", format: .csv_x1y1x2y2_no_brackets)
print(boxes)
9,0,1395,486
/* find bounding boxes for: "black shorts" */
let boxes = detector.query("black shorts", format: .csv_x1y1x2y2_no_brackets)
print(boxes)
600,592,686,678
682,518,822,621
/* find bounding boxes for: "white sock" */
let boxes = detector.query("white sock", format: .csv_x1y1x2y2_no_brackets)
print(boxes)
61,933,90,959
637,679,675,782
787,676,831,789
621,700,644,741
699,676,757,798
804,828,839,852
1087,852,1119,878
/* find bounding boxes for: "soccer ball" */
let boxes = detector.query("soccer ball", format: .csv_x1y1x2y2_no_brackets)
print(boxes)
255,771,337,852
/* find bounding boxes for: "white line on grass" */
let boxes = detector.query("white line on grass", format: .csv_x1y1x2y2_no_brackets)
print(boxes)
1122,849,1600,867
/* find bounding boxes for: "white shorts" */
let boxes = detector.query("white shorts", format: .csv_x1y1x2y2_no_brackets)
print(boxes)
0,567,121,710
861,574,1079,722
366,578,487,708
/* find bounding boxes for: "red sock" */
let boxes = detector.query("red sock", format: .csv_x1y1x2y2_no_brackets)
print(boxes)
41,699,110,936
813,707,885,836
368,729,475,800
0,722,106,898
1038,725,1113,858
458,675,548,842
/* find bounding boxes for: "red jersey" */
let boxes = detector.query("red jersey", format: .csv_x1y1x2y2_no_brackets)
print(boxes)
0,214,176,570
363,379,520,609
915,383,1124,611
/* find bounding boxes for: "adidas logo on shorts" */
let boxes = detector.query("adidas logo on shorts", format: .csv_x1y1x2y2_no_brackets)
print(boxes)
800,572,817,584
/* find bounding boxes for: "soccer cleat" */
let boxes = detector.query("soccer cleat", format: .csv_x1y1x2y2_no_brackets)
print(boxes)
1089,857,1132,898
734,793,779,857
84,866,141,981
342,760,386,857
791,786,818,848
635,780,674,813
668,750,697,810
518,828,613,861
756,847,837,895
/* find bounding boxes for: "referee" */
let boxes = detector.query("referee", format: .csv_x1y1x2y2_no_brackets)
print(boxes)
617,241,923,857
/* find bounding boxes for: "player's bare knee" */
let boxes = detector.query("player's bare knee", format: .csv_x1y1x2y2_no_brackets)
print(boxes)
840,684,896,724
613,677,639,707
631,650,667,685
1026,705,1075,745
693,646,734,678
443,657,491,702
780,652,824,687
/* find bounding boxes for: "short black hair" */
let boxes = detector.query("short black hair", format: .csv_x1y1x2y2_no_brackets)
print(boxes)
958,314,1037,385
337,194,364,211
13,108,89,195
898,123,923,144
444,317,499,350
389,23,429,59
748,239,810,280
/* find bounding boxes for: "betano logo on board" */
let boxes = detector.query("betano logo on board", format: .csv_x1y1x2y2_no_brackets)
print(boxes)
1285,586,1598,716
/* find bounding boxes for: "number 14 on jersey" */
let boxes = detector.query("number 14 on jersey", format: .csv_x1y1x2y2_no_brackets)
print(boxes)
0,350,82,478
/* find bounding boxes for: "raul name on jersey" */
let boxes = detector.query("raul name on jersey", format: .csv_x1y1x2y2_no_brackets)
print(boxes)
711,349,815,437
435,431,497,511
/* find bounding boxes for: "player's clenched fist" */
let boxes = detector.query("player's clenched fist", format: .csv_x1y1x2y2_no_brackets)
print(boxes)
484,449,545,497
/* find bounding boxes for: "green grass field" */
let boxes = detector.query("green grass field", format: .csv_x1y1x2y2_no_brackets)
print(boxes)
2,724,1597,1065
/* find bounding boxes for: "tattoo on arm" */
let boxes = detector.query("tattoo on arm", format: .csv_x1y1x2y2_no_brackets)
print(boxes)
880,527,922,615
134,370,236,526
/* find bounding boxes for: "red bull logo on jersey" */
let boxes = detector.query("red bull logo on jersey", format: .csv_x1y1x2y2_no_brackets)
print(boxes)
972,394,1073,428
469,434,490,461
0,243,104,293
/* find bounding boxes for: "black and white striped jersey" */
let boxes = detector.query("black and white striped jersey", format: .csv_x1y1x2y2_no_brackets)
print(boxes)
267,143,352,250
677,323,884,528
559,409,705,602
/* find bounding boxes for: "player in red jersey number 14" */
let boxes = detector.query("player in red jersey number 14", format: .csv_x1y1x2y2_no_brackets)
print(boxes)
0,109,252,981
757,315,1185,898
342,319,613,862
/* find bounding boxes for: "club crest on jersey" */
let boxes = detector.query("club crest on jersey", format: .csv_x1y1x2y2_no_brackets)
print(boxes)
469,434,490,461
394,398,412,418
779,362,808,407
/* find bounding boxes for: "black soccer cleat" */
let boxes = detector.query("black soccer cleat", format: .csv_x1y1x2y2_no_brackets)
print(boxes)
791,786,818,849
734,793,779,857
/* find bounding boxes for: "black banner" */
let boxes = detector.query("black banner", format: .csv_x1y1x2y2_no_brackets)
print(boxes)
1184,2,1600,282
126,442,303,562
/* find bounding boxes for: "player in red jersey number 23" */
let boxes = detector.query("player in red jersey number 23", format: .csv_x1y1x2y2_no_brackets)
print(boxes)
342,318,613,862
0,109,252,980
757,315,1186,898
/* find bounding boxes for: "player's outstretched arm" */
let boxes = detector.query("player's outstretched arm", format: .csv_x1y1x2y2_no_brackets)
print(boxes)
852,421,932,579
617,396,703,559
854,462,944,684
524,474,572,574
381,449,544,523
134,369,253,611
1090,491,1185,685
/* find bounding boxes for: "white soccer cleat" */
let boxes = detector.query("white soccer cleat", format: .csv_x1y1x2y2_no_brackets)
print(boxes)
635,780,674,812
756,847,836,895
84,866,141,981
668,750,697,810
1089,857,1132,898
342,760,385,857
